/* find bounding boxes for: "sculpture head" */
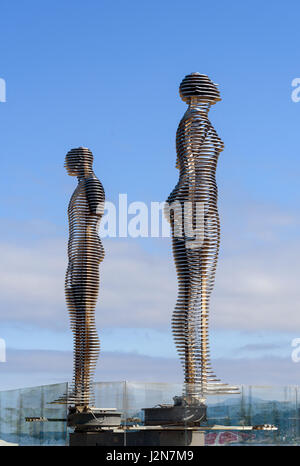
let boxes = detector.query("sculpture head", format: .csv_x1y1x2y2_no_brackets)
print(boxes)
65,147,94,177
179,72,221,105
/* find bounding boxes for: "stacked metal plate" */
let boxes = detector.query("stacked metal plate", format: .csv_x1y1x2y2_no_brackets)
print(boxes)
65,147,105,407
166,74,238,397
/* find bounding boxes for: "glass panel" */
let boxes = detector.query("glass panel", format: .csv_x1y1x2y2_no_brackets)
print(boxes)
1,383,299,445
0,383,68,445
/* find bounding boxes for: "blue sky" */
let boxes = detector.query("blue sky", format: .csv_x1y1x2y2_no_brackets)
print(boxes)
0,0,300,389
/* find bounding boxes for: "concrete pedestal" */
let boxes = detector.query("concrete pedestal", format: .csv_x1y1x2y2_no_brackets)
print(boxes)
68,400,206,446
69,429,205,446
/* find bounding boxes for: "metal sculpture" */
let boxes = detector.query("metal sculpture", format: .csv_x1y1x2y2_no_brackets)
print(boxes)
65,147,105,407
166,73,237,398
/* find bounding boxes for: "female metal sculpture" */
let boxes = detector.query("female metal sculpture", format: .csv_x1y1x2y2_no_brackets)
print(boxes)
65,147,105,407
166,73,237,398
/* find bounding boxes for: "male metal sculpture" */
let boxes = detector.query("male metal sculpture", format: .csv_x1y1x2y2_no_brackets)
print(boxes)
65,147,105,407
166,73,237,400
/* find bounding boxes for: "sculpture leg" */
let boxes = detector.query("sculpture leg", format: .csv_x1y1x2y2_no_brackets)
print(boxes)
67,283,87,404
171,236,191,384
81,263,100,405
186,247,209,396
185,211,220,395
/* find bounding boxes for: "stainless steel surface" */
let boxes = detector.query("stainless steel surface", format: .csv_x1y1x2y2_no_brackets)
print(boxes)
166,73,238,397
65,147,105,407
67,407,122,431
143,404,207,426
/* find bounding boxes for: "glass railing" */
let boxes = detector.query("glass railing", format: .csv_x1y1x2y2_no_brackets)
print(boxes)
1,382,299,445
0,383,68,445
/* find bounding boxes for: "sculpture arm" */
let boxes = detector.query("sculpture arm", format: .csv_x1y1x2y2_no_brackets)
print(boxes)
85,177,105,216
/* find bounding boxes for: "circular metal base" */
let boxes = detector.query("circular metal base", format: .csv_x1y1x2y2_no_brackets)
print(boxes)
143,403,207,426
67,407,122,432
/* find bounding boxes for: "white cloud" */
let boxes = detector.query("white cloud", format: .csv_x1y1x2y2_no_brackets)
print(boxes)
0,240,67,328
0,201,299,333
0,238,176,329
1,348,299,391
211,241,300,331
